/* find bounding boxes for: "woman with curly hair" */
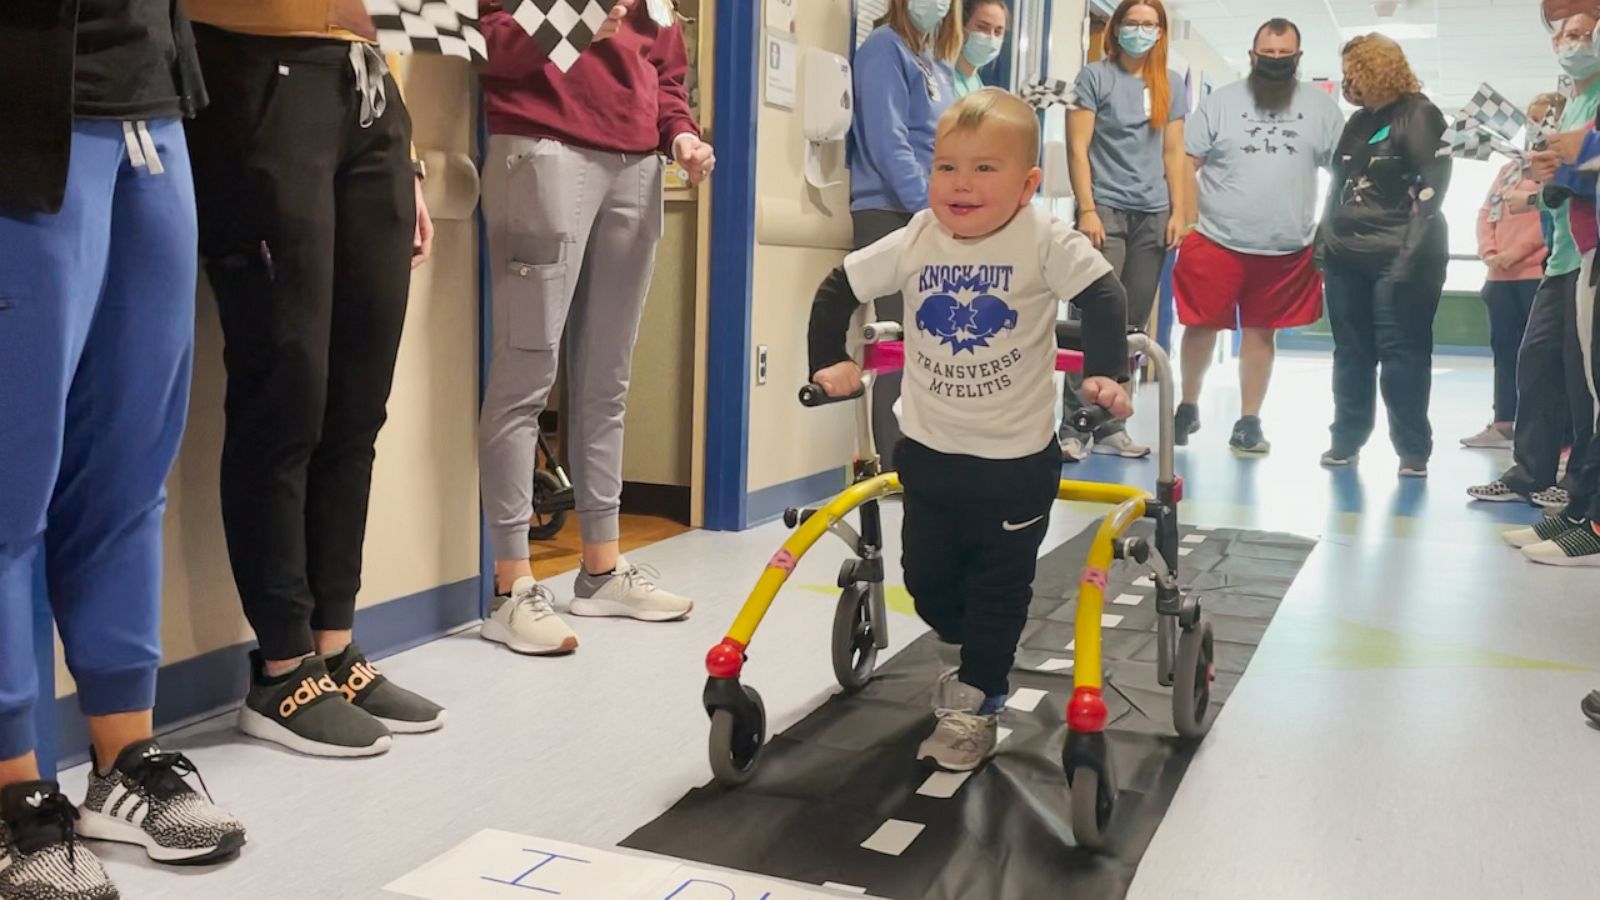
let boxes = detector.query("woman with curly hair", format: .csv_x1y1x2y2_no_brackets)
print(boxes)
1317,34,1450,476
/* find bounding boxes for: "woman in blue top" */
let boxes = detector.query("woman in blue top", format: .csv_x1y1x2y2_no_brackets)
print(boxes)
1059,0,1189,461
850,0,962,468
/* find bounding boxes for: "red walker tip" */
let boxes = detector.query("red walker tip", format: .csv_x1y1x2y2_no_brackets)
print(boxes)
705,638,747,678
1067,686,1108,733
1171,476,1185,503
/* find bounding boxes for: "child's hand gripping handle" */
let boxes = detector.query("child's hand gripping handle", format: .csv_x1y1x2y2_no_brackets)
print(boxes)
1068,404,1117,434
799,383,866,407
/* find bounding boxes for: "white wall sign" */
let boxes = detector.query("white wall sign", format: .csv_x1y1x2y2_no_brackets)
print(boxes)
765,30,799,111
385,830,884,900
765,0,796,34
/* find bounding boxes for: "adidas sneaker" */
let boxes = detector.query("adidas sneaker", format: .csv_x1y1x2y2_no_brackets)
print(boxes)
237,651,392,757
324,644,446,734
76,740,245,865
0,781,117,900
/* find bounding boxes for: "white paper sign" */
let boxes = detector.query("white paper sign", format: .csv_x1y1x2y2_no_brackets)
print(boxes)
765,0,796,33
385,830,884,900
765,30,798,110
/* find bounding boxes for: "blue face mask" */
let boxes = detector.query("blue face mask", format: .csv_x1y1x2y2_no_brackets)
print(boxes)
1117,24,1160,57
908,0,951,35
1560,41,1600,79
963,32,1004,69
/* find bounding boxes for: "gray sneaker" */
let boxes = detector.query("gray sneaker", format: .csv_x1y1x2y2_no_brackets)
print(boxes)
236,653,392,758
1091,431,1152,458
917,675,998,772
570,556,692,622
1059,427,1092,463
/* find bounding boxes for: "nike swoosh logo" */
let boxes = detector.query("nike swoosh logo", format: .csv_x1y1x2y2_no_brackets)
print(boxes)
1002,516,1044,532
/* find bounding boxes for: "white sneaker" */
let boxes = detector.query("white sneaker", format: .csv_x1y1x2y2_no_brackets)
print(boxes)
1460,424,1513,449
569,557,693,622
1059,429,1091,463
1090,431,1151,459
482,578,579,655
1503,515,1585,548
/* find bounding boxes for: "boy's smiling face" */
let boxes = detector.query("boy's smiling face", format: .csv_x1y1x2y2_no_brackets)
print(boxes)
929,122,1043,240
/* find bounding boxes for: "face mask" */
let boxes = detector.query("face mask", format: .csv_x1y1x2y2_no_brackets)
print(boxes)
963,32,1003,68
908,0,951,35
1251,53,1298,82
1117,24,1160,57
1559,41,1600,78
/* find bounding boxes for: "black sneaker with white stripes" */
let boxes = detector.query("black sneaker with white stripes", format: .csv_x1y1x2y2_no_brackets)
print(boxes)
1523,521,1600,567
0,780,117,900
76,740,245,865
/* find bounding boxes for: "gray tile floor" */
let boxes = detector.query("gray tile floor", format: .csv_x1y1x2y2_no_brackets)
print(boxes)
68,353,1598,899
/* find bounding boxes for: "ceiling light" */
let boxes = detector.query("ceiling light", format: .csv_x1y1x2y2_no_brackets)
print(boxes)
1339,23,1438,40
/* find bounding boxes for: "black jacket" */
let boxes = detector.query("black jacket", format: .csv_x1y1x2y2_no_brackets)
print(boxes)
0,0,207,215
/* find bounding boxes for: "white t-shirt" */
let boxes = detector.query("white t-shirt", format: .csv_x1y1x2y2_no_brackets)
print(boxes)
844,205,1111,459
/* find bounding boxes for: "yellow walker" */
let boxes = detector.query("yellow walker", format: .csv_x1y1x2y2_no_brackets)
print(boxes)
700,330,1216,851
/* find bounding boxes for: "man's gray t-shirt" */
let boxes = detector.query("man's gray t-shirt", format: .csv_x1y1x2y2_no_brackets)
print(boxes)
1186,79,1344,255
1073,59,1189,214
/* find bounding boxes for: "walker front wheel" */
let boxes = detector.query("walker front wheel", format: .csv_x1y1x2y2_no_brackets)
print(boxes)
708,686,767,787
831,584,878,691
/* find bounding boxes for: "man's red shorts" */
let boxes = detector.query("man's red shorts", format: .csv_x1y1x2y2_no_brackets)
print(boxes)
1172,230,1323,330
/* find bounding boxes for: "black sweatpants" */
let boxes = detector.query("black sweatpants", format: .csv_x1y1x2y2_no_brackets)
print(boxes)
853,209,914,470
186,27,415,661
1324,258,1444,461
1563,275,1600,520
898,438,1061,698
1481,278,1539,424
1500,270,1592,495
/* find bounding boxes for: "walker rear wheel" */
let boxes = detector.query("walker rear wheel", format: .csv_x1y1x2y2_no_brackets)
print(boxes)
528,470,567,541
831,584,878,691
1173,614,1215,739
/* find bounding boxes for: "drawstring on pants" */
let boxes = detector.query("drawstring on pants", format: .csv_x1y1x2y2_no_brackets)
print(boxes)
122,121,164,176
350,43,389,129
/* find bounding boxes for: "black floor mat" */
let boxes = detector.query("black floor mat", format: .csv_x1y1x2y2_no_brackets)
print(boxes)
624,523,1316,899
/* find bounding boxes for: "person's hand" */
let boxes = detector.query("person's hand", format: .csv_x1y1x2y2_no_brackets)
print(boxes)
595,0,635,41
673,134,716,183
1527,149,1562,182
1546,129,1587,166
812,361,863,398
1078,209,1106,249
411,176,434,270
1484,252,1508,270
1079,376,1133,420
1164,217,1184,250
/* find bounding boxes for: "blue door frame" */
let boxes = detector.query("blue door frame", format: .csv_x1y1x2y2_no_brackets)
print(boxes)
702,0,761,531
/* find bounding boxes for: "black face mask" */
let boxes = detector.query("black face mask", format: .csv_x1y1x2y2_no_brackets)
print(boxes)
1251,53,1299,82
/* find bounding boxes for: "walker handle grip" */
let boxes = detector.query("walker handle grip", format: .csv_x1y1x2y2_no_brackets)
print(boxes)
1068,405,1117,433
799,383,866,407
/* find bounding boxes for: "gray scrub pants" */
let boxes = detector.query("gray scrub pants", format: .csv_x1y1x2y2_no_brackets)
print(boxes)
479,135,663,560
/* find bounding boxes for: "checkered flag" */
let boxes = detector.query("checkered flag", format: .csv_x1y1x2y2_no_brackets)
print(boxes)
1457,82,1527,142
504,0,612,72
1021,78,1077,112
366,0,487,62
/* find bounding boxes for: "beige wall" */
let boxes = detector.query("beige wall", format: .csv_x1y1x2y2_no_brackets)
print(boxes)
57,55,483,696
623,202,698,488
745,0,858,493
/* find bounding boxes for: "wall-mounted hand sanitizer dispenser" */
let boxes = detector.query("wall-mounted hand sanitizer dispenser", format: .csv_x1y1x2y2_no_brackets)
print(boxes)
803,47,852,188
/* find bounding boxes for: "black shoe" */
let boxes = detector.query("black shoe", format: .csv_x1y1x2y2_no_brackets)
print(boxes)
77,739,245,865
1228,416,1270,455
237,651,392,758
0,781,118,899
1174,403,1200,446
1583,689,1600,726
325,643,447,734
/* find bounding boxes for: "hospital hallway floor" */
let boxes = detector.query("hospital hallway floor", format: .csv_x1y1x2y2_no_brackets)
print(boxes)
64,351,1600,900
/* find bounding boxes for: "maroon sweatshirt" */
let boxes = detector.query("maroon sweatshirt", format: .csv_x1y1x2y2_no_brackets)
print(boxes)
479,1,698,155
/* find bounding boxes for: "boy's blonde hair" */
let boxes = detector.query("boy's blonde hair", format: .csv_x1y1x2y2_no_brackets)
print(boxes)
936,88,1040,167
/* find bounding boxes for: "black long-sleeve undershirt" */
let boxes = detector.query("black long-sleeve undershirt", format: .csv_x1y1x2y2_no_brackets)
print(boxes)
807,267,1130,382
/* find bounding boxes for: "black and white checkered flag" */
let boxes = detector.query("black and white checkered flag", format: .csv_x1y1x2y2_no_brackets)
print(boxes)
1457,82,1528,142
366,0,487,62
1021,78,1077,112
504,0,612,72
